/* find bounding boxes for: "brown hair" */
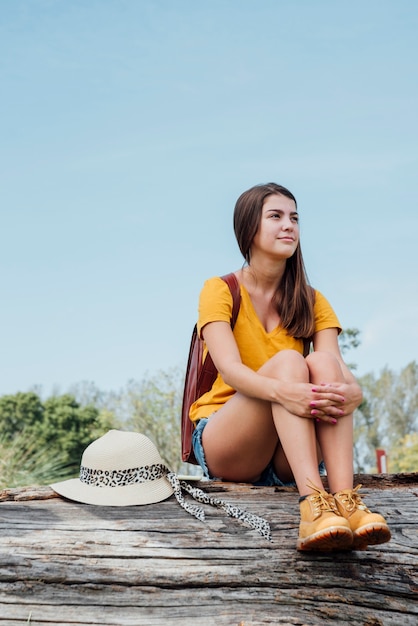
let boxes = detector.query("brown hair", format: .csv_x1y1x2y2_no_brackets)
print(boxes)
233,183,315,339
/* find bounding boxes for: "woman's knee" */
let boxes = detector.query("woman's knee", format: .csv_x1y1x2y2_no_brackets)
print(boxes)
259,349,308,378
306,350,343,380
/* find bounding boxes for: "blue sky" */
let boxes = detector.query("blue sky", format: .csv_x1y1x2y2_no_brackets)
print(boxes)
1,0,417,397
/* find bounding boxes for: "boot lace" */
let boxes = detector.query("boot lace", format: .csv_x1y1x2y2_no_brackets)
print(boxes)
306,480,339,517
338,484,371,513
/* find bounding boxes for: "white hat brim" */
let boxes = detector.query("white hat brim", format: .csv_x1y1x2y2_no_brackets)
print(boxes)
50,475,174,506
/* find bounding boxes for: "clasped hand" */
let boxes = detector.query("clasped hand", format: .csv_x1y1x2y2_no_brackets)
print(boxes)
281,381,360,424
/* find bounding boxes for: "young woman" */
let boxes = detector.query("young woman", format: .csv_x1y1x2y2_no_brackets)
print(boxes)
190,182,391,551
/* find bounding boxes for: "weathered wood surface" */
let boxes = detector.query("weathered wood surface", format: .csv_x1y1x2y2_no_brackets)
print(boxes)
0,474,417,626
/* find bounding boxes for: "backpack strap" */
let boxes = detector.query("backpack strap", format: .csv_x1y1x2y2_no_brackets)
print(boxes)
197,273,241,392
220,272,241,328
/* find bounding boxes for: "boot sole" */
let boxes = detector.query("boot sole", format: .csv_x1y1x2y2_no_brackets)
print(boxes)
352,523,392,550
297,526,353,552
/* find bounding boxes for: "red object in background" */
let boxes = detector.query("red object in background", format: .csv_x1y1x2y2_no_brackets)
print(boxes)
376,449,388,473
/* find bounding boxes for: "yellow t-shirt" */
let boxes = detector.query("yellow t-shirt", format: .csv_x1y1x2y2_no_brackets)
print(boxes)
189,275,341,423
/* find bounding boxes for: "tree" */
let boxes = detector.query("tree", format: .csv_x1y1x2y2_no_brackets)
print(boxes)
0,391,111,483
339,328,361,370
389,433,418,473
352,372,385,472
109,367,184,472
339,328,361,354
0,392,44,441
30,394,102,470
356,361,418,472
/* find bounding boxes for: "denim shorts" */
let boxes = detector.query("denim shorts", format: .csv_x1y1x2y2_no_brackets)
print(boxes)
192,417,326,487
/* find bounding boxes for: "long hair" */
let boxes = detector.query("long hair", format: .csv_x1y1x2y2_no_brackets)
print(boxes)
233,183,315,339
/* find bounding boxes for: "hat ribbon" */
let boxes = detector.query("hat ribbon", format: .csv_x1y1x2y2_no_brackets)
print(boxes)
166,471,271,541
79,462,271,540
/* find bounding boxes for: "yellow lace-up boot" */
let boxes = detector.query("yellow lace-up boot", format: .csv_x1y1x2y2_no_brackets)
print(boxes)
297,483,353,551
333,485,391,550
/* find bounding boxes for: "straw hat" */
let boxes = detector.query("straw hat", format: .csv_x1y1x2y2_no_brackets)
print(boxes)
50,430,174,506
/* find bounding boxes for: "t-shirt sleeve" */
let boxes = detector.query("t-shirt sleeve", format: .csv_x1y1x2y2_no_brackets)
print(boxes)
197,276,234,338
314,290,342,334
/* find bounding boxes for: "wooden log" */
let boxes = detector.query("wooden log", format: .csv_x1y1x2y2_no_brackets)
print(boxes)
0,485,58,502
0,475,417,625
1,472,417,503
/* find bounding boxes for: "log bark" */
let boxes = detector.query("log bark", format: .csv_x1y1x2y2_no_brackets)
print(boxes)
0,474,417,625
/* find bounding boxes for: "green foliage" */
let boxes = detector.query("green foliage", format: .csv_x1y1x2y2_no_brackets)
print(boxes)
389,433,418,473
0,429,74,489
339,328,361,354
109,367,184,473
353,374,384,472
355,361,418,472
90,408,122,440
66,380,122,440
0,391,117,485
339,328,361,370
0,392,44,441
30,394,102,469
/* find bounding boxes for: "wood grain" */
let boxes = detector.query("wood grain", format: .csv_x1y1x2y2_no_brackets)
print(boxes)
0,474,417,625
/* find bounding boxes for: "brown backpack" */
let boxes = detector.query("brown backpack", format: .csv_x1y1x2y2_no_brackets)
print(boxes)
181,273,241,464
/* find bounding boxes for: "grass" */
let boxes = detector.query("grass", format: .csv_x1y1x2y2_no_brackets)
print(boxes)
0,430,75,489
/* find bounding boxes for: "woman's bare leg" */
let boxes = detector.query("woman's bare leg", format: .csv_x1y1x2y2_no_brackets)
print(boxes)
266,351,324,496
305,351,354,493
202,350,323,494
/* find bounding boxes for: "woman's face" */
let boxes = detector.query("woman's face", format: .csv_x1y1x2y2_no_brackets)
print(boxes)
251,194,299,260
